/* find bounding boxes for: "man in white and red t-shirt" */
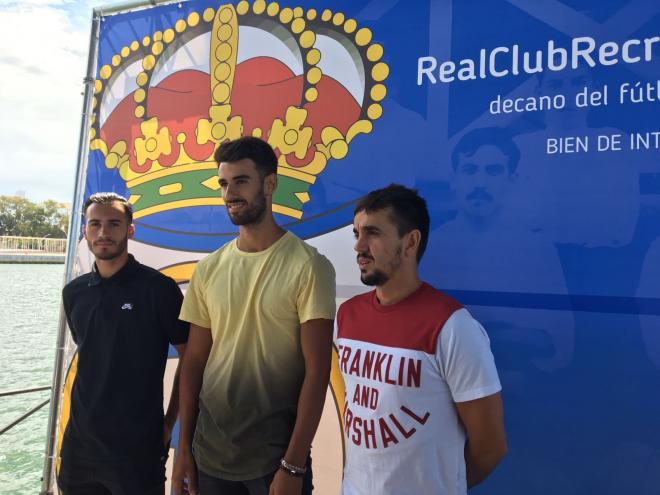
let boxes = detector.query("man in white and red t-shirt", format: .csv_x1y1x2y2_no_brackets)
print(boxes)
336,184,507,494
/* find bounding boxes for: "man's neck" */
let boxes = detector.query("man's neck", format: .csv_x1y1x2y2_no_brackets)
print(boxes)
236,216,286,252
375,269,422,306
95,252,130,279
461,208,504,234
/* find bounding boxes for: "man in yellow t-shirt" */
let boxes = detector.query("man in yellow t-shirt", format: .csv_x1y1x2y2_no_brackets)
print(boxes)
172,137,336,495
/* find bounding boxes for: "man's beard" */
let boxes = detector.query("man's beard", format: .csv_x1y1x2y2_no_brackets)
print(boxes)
466,187,494,203
227,189,267,226
361,269,389,286
359,247,402,287
87,235,129,261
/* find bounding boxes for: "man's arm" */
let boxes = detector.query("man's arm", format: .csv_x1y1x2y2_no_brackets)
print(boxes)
163,343,186,444
172,324,212,495
269,318,334,495
61,288,78,344
455,392,507,488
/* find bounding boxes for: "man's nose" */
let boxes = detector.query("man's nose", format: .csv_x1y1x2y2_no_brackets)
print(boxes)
354,234,366,252
223,184,238,200
472,171,489,186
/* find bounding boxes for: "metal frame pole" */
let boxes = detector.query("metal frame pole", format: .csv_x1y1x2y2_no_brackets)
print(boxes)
0,399,50,436
39,11,101,495
0,386,50,398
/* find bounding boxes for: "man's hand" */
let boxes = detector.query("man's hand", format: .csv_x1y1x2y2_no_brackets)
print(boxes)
268,469,303,495
172,449,198,495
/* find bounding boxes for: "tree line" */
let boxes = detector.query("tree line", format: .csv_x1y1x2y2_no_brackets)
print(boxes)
0,196,69,238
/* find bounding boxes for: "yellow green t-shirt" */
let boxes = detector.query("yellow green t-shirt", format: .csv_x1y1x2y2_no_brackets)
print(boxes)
179,231,336,480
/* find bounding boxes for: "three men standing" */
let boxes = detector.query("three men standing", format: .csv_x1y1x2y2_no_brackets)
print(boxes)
60,139,504,495
172,137,336,495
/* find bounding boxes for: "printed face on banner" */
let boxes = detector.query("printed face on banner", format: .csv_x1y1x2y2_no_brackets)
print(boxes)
452,145,514,220
537,65,595,115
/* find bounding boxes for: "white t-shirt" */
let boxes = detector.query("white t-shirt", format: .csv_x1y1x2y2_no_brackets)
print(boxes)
336,284,501,495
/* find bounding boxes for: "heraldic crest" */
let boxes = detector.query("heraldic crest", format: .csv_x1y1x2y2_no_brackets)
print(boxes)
89,1,388,220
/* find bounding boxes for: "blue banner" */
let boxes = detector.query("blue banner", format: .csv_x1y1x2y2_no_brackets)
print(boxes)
84,1,660,493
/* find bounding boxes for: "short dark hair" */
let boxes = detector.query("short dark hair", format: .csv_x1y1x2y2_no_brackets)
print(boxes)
354,184,430,263
451,127,520,174
83,192,133,223
214,136,278,179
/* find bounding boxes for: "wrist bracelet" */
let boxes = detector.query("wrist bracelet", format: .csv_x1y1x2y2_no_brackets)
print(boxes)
279,465,304,478
279,457,307,477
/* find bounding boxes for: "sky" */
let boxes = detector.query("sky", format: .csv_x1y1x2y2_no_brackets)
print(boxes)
0,0,105,203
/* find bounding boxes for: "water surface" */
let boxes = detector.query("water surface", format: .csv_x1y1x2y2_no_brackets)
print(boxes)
0,264,63,494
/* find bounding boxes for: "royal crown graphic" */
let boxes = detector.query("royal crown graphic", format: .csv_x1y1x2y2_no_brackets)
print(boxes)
89,1,388,220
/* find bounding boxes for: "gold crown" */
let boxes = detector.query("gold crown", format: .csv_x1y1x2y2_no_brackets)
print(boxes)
89,1,388,220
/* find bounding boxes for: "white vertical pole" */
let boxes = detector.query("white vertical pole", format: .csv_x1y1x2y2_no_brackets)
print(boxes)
39,11,101,494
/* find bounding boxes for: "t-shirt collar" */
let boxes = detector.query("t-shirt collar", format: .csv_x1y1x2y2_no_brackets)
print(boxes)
370,282,429,313
232,231,291,257
88,254,139,287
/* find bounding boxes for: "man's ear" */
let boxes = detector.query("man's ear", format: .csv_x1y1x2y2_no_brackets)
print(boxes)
449,164,458,191
264,173,278,196
128,224,135,239
82,223,88,240
404,229,422,260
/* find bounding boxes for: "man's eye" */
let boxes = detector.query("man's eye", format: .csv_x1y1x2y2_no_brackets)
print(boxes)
486,164,505,176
